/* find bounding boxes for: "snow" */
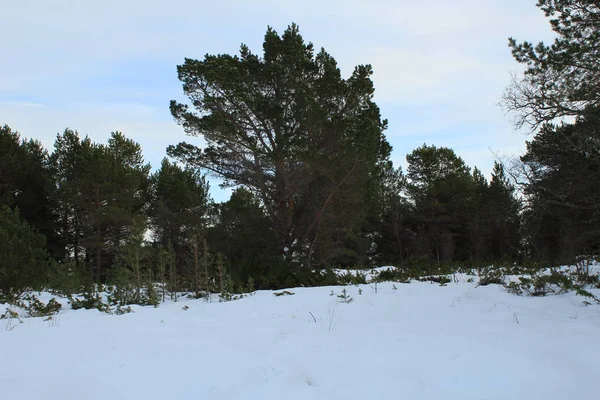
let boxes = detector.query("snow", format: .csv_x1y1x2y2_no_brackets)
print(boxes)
1,277,600,399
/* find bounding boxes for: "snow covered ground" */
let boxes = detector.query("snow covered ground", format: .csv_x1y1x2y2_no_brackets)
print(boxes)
1,277,600,399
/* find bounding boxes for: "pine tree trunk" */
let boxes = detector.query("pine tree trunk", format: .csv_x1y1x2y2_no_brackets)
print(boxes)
193,237,200,298
203,238,209,300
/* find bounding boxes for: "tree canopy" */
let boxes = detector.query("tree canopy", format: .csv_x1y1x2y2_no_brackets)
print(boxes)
168,23,391,265
503,0,600,130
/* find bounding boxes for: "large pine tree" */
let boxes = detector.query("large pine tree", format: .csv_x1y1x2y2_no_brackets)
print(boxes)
167,24,391,266
504,0,600,130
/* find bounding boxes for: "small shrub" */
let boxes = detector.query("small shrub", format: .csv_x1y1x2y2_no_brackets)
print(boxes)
374,268,410,283
0,308,22,321
311,268,343,287
505,281,524,295
114,305,134,315
245,277,256,293
144,280,160,308
337,270,367,285
20,295,62,317
1,307,23,330
337,288,353,303
477,269,505,286
504,267,600,302
219,275,236,302
1,294,62,322
418,275,451,286
69,290,111,313
107,265,137,306
47,261,88,297
2,294,63,318
274,290,295,297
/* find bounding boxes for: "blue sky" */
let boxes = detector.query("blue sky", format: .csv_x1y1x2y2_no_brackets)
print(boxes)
1,0,553,202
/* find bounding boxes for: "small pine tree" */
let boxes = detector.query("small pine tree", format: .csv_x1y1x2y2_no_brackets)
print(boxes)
144,277,159,308
0,206,51,300
246,277,255,293
337,288,353,303
220,275,235,302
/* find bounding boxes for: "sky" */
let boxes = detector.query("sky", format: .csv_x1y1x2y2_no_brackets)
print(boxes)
1,0,554,202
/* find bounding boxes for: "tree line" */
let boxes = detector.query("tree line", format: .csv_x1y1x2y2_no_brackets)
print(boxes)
1,0,598,299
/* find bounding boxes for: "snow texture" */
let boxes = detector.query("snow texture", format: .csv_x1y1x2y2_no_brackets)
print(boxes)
1,277,599,399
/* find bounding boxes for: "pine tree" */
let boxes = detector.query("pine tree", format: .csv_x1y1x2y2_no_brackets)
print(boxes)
487,162,521,260
520,108,600,261
207,188,279,288
0,206,51,299
167,23,391,266
373,163,412,265
51,130,150,282
0,125,60,260
406,144,474,263
503,0,600,130
116,216,148,304
148,158,210,278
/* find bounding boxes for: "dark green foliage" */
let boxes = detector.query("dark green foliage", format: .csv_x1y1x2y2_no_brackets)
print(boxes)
168,23,391,267
273,290,294,297
245,277,256,293
113,216,153,305
69,290,111,313
219,275,236,302
110,228,161,307
7,16,600,293
374,268,411,283
371,145,523,267
504,266,600,302
406,144,475,263
503,1,599,265
18,295,63,318
373,164,413,265
108,264,138,306
398,144,522,265
477,268,505,286
51,130,151,282
207,188,281,289
336,270,367,285
520,107,600,262
484,162,521,261
417,275,452,286
0,206,51,300
47,260,89,297
145,280,160,308
0,125,61,260
148,158,211,279
336,288,353,303
504,0,600,130
0,295,62,320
